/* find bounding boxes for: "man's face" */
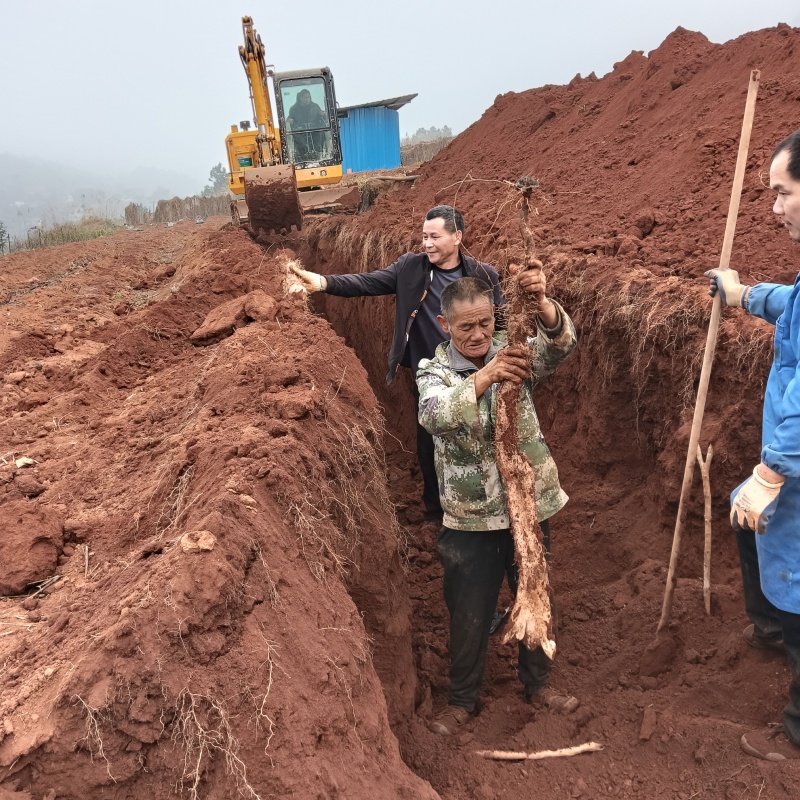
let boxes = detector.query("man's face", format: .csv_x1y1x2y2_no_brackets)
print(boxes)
770,149,800,242
300,94,310,105
422,217,461,268
438,297,495,361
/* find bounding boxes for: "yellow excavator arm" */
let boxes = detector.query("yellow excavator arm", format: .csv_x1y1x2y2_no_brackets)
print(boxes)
238,16,281,166
225,16,303,234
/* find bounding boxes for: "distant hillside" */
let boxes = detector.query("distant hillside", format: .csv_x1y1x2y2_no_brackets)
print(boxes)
0,154,201,237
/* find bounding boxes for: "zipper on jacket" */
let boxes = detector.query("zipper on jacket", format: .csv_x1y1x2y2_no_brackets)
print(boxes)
404,269,433,343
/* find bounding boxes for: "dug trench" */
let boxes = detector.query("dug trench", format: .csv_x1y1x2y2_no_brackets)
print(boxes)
3,21,800,800
298,218,793,799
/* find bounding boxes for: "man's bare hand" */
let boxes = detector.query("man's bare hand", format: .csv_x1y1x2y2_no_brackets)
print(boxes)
474,345,531,396
289,263,327,293
510,259,547,303
509,260,558,328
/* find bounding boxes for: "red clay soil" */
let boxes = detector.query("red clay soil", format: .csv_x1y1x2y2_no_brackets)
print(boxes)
0,220,433,799
3,21,800,800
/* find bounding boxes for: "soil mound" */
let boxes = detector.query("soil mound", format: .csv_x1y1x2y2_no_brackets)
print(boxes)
0,221,434,799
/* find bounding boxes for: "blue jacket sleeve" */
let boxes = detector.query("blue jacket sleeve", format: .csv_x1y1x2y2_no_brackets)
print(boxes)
762,367,800,478
325,256,403,297
761,284,800,476
746,283,793,325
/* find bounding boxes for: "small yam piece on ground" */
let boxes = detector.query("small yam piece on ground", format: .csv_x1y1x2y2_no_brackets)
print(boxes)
475,741,604,761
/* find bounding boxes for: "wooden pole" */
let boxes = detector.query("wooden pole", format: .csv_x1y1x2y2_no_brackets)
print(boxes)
656,69,760,633
697,444,714,615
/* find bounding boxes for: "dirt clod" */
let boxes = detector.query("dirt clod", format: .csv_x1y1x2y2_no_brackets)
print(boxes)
179,530,216,553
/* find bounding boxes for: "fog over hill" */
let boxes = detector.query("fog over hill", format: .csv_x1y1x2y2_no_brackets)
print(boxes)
0,154,202,237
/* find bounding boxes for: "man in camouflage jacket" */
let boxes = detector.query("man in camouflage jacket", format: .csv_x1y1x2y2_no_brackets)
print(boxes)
416,270,577,736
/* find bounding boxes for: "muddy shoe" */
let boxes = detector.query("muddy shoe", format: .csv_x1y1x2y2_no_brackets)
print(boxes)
741,726,800,761
524,686,579,714
429,705,471,736
743,623,785,652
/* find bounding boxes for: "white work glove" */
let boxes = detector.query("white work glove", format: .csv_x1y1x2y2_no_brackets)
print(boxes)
730,466,785,534
704,268,750,308
289,264,327,293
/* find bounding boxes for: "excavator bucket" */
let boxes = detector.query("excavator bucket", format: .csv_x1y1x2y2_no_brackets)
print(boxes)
243,165,304,236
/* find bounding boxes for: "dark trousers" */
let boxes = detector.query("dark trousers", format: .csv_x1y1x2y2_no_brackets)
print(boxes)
411,383,442,512
736,525,800,743
436,521,552,712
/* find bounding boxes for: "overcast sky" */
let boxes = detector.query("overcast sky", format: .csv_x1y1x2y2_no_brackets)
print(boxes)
2,0,799,186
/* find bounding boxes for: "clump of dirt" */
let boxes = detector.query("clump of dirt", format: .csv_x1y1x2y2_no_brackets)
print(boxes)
246,175,303,237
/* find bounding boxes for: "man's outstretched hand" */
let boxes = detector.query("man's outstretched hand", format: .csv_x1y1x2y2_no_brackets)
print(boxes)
290,263,327,293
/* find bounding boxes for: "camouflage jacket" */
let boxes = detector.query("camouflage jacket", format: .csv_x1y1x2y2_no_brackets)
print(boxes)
416,302,576,531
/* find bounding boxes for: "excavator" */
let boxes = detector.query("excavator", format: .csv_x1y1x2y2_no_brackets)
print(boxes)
224,15,358,237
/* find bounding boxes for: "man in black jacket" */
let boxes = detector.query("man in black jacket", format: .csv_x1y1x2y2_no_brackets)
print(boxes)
291,205,506,519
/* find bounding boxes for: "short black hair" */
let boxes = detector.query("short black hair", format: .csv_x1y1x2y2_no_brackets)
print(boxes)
426,205,464,235
772,129,800,181
440,277,493,320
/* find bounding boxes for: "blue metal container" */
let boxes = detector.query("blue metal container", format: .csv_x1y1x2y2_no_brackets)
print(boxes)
338,94,417,174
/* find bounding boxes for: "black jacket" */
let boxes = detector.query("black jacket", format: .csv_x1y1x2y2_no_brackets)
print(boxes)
325,252,506,384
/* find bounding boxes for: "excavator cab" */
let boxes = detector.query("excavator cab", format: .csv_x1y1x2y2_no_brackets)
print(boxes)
273,69,358,212
273,71,341,172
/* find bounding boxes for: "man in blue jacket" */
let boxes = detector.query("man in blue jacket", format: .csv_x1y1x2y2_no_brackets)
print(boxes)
290,206,505,521
706,128,800,761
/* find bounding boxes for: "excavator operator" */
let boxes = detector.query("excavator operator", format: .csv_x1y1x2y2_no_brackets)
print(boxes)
286,89,326,160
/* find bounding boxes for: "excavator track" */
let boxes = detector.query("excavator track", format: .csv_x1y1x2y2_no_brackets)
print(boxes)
243,165,304,236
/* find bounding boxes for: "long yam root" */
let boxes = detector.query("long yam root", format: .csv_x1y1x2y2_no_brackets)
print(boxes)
495,177,555,656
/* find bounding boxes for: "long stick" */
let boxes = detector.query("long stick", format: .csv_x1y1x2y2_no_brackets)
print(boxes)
697,444,714,615
475,742,603,761
657,69,760,633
